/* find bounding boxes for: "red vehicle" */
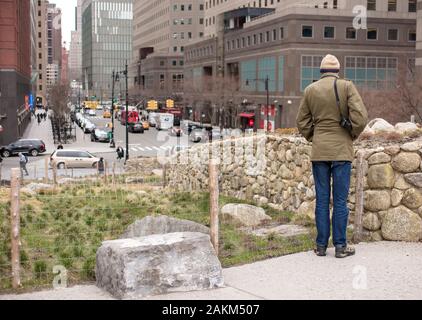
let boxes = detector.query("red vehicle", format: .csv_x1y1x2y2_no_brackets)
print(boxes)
120,110,139,125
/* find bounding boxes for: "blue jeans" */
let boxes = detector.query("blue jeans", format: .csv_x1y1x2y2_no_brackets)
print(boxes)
312,161,352,248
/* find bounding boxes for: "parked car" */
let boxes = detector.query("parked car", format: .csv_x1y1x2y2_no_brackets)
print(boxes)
190,128,207,143
1,139,46,157
96,105,104,110
91,127,111,142
50,150,100,169
83,121,96,133
88,109,96,117
128,122,144,133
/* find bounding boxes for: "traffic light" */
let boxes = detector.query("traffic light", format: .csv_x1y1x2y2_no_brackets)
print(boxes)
147,100,158,110
166,99,174,108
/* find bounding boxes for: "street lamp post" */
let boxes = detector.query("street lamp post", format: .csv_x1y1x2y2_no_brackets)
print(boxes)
110,70,116,148
110,62,129,159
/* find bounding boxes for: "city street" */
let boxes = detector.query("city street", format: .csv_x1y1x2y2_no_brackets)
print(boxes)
0,109,200,181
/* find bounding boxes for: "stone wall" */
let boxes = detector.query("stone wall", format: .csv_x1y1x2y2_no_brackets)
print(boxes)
167,134,422,242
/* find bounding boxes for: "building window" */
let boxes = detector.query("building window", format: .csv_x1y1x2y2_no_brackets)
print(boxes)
409,29,416,41
241,59,257,91
388,29,399,41
409,0,417,12
280,27,284,39
345,56,398,89
278,56,285,92
258,57,276,92
346,27,357,39
388,0,397,11
367,28,378,40
302,26,313,38
301,55,323,91
324,26,335,39
159,74,165,90
367,0,376,10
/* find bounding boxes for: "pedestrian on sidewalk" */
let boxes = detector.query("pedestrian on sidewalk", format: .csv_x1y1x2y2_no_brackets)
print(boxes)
116,146,124,162
57,144,64,150
19,152,29,177
37,114,41,125
296,54,368,259
97,158,105,175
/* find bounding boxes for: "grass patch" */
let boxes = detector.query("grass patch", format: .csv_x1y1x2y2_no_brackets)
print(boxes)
0,182,313,292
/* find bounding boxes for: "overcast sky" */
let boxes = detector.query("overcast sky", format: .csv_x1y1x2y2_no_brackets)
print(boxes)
51,0,77,49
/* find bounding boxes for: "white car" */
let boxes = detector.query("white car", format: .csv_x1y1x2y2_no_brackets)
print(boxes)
83,121,96,133
88,109,96,116
96,105,104,110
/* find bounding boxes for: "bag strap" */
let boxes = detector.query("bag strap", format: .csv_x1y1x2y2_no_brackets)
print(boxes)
334,78,349,119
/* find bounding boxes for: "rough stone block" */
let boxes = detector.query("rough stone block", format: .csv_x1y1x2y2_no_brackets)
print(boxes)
96,232,224,299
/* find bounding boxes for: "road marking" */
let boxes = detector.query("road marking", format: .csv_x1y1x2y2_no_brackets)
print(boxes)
145,147,153,151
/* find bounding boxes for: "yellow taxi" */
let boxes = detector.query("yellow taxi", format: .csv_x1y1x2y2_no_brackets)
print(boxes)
103,110,111,118
105,122,113,129
142,121,150,130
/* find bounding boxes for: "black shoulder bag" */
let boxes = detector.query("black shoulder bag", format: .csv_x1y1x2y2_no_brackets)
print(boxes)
334,78,353,134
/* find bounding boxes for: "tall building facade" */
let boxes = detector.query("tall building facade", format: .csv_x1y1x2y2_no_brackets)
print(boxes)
36,0,48,106
202,0,338,37
185,0,418,129
69,0,83,82
61,46,69,84
46,3,62,89
0,0,33,144
82,0,134,99
131,0,205,103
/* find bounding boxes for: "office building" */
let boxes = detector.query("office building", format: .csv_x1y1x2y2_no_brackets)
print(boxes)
131,0,205,104
36,0,48,107
69,0,83,82
0,0,33,144
46,3,62,88
82,0,134,100
184,0,418,129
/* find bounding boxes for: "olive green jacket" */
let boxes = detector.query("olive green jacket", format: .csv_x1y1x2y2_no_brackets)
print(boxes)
296,73,368,162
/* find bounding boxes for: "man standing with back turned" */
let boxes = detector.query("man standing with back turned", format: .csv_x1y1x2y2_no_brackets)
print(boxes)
296,54,368,258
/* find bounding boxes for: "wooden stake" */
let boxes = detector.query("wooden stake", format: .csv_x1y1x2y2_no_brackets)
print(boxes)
112,162,116,186
353,150,365,244
104,161,108,184
10,168,21,289
209,160,219,255
44,158,49,183
162,163,167,188
52,164,57,185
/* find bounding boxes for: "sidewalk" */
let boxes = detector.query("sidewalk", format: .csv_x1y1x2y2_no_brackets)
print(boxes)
1,241,422,300
22,115,115,154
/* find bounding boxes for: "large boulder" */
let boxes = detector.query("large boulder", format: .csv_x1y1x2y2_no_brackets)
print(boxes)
364,190,391,212
96,232,224,299
24,183,54,193
367,164,395,189
381,206,422,242
365,118,395,133
395,122,419,134
392,152,421,173
221,204,272,227
120,215,210,239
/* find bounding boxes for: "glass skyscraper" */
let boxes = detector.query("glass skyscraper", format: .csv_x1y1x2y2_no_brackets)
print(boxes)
82,0,133,99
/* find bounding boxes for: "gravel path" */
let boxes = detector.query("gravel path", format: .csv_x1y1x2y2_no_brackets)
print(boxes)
1,241,421,300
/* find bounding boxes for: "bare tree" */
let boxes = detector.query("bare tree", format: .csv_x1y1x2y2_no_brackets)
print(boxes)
360,77,422,125
48,83,71,121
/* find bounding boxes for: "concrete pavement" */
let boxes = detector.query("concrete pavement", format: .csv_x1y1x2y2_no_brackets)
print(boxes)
1,241,422,300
